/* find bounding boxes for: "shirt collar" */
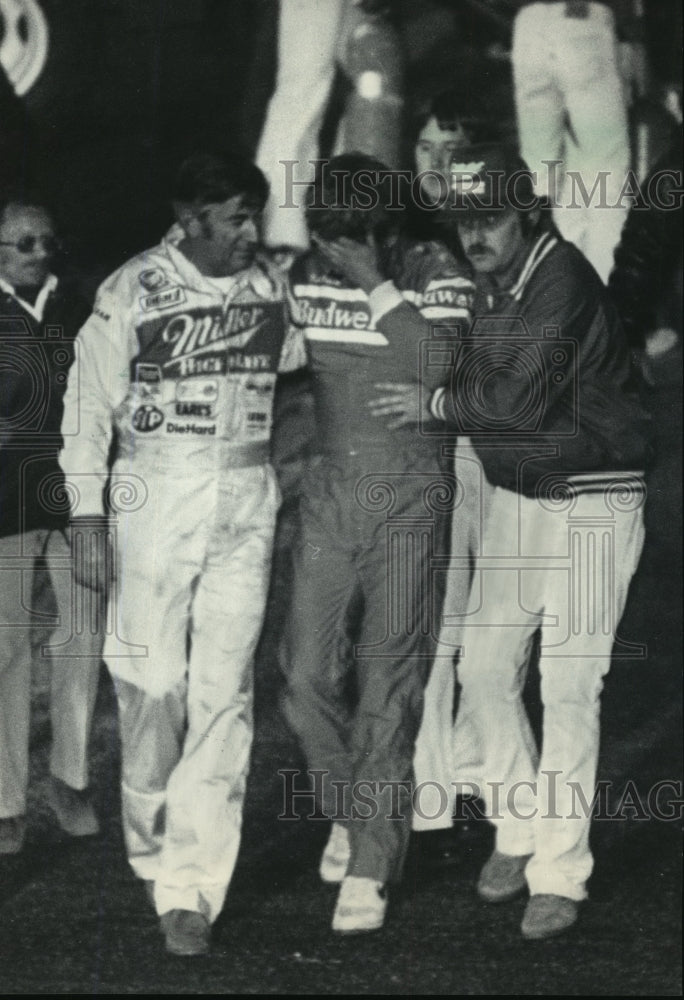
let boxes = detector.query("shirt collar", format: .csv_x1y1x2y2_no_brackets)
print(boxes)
0,273,59,321
162,224,279,300
507,231,558,302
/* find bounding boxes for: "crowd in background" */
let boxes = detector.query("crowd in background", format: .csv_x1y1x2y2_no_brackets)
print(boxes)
0,0,681,961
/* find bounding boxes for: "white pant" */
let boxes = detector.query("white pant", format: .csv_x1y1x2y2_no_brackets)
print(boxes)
0,529,103,817
256,0,403,249
257,0,350,249
105,466,279,922
458,483,645,900
412,439,492,830
512,1,630,282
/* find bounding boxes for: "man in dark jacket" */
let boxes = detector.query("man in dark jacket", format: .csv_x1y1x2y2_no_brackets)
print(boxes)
369,145,651,940
0,194,102,854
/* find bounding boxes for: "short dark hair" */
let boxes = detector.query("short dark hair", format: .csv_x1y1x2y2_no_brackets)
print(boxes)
174,151,269,209
412,91,469,138
306,152,400,244
410,90,501,149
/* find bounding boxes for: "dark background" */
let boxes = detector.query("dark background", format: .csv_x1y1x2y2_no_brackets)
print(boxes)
0,1,681,993
1,0,681,277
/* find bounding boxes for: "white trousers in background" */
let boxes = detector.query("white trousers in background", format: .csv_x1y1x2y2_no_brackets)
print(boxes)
0,528,103,818
512,1,630,282
412,439,492,830
458,482,645,900
105,466,279,923
256,0,350,250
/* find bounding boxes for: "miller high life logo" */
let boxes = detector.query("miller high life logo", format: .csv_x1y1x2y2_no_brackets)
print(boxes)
162,305,265,361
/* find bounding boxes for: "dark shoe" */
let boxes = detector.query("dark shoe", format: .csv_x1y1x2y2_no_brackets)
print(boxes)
0,815,26,854
477,850,532,902
521,894,579,940
161,909,211,956
47,777,100,837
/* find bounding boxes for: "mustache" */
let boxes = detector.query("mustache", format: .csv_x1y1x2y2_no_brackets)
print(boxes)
466,244,490,256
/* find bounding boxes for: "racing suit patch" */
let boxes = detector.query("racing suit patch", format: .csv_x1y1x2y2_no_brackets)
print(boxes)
140,287,186,311
132,404,164,432
139,267,169,291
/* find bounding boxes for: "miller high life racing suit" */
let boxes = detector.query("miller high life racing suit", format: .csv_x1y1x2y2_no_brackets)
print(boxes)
59,228,304,922
285,238,473,884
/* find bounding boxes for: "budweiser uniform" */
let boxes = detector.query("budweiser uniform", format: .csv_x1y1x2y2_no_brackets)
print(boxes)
285,238,473,884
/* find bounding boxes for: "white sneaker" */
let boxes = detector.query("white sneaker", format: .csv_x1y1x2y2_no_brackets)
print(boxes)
319,823,351,883
332,876,387,934
645,327,678,358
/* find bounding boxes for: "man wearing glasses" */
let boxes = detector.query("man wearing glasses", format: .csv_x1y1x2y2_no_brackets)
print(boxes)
0,194,103,856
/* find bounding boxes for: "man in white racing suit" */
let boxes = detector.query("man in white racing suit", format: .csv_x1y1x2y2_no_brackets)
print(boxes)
59,152,304,957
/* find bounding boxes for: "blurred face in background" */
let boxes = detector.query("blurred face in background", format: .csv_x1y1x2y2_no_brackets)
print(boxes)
414,116,470,178
0,204,57,290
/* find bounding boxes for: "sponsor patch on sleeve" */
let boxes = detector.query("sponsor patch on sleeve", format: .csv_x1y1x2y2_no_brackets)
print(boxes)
139,267,169,291
140,286,186,312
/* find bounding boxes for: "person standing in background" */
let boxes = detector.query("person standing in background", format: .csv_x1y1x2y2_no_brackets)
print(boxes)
511,0,646,282
0,193,102,855
256,0,404,251
404,94,493,832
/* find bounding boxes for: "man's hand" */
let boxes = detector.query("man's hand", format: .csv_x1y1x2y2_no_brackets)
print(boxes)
67,515,114,592
311,234,385,294
368,382,430,430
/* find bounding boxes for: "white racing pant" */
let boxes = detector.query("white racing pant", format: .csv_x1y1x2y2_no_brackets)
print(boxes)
256,0,350,249
458,482,645,900
512,1,630,282
104,465,279,922
0,528,103,817
412,439,492,830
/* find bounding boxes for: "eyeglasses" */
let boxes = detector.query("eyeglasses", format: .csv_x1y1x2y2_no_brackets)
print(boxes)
0,235,61,254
